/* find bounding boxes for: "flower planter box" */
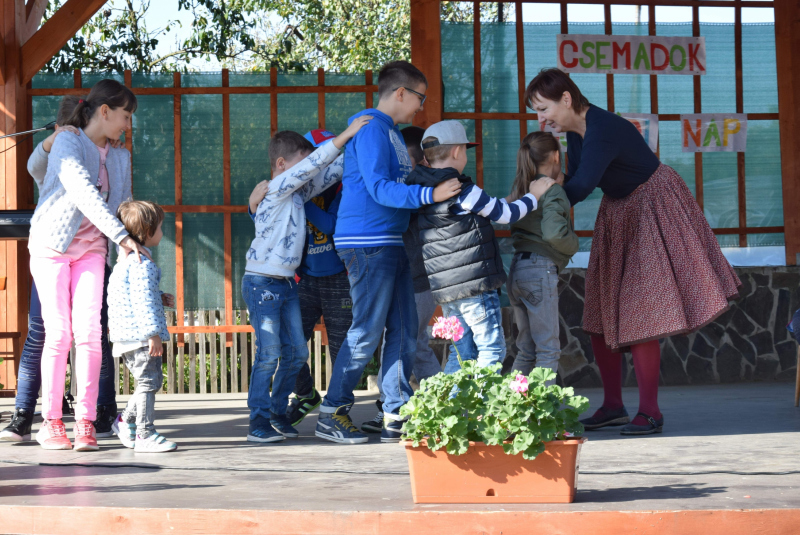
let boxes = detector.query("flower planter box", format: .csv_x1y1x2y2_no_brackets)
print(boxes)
402,438,587,504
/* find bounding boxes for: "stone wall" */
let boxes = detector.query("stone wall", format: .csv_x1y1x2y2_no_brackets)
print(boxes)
498,267,800,387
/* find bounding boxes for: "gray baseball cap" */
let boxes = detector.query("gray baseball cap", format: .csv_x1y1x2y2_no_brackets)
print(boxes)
422,121,479,150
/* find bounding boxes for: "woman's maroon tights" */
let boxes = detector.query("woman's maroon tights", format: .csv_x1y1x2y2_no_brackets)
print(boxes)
591,335,662,425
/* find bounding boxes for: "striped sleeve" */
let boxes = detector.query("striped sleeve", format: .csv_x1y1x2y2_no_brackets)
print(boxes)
420,187,434,205
455,184,537,224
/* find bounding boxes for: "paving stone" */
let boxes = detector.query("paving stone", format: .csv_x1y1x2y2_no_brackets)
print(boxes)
686,354,715,384
700,322,725,347
660,344,689,385
726,328,756,365
751,272,770,287
570,327,594,364
774,289,791,344
754,356,779,381
775,367,798,382
742,286,774,329
563,364,602,388
716,344,743,383
774,340,797,372
749,330,775,356
671,335,691,362
772,271,800,290
737,273,754,298
691,335,714,360
730,308,756,337
559,287,584,328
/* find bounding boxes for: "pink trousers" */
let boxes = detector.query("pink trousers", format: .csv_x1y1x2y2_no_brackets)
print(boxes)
29,253,106,421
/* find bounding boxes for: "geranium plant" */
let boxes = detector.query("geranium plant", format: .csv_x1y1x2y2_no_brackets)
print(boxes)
400,316,589,460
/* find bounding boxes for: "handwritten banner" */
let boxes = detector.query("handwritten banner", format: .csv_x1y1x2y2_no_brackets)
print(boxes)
544,112,659,153
681,114,747,152
617,113,659,153
557,34,706,75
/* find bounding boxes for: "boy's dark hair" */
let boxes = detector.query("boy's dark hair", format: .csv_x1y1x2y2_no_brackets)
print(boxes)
116,200,165,246
401,126,425,165
378,61,427,100
269,131,315,170
62,79,138,129
525,68,589,113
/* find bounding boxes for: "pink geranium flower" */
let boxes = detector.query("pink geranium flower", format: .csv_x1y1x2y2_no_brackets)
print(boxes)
509,374,529,395
432,316,464,343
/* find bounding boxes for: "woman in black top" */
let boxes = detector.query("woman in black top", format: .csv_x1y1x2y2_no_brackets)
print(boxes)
526,69,740,435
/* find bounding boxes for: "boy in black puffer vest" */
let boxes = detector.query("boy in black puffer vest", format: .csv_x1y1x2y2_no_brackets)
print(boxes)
405,121,553,373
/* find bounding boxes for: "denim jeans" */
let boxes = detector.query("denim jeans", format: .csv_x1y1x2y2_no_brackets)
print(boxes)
441,290,506,374
507,252,561,378
242,274,308,420
378,288,442,402
121,347,162,438
15,265,115,412
294,270,352,397
322,246,416,417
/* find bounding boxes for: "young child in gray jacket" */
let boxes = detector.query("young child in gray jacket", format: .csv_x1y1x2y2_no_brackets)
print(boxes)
108,201,177,453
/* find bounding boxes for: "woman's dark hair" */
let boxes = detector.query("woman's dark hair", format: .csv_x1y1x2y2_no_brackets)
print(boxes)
524,68,589,113
62,79,137,129
510,131,562,201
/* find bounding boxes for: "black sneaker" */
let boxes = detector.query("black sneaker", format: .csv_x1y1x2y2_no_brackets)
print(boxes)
0,408,34,442
361,400,384,433
380,417,405,443
270,412,299,438
93,404,117,438
620,413,664,436
579,406,630,430
286,389,322,426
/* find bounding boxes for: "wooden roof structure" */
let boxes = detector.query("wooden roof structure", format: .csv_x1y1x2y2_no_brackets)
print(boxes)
0,0,798,393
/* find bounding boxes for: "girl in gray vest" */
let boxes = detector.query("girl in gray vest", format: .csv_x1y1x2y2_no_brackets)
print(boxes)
507,132,579,383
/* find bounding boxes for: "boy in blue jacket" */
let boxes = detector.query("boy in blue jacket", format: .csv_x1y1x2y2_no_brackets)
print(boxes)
316,61,461,444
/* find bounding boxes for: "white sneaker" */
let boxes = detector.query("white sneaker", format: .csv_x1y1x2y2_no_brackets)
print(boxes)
134,433,177,453
111,414,136,449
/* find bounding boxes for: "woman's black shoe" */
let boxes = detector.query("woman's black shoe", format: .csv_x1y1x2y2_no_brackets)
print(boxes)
620,413,664,436
579,406,630,430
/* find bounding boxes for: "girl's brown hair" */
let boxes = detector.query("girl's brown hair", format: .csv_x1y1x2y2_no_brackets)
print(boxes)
116,201,164,246
62,79,137,129
510,132,562,201
524,68,590,113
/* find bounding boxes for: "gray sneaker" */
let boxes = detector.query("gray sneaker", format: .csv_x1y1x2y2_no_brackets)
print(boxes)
111,414,136,449
316,405,368,444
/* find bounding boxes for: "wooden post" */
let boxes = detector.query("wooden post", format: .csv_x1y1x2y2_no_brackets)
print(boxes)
775,1,800,265
222,69,234,345
514,1,527,141
473,1,484,189
410,0,443,127
692,5,704,212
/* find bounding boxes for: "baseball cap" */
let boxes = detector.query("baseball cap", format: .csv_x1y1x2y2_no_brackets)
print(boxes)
304,129,336,147
421,121,479,149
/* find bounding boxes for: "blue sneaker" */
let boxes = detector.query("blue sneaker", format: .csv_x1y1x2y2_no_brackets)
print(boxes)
270,412,299,438
315,405,368,444
381,416,405,443
247,414,285,443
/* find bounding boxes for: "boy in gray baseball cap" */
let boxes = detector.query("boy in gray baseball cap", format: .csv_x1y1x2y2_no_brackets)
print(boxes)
405,120,553,373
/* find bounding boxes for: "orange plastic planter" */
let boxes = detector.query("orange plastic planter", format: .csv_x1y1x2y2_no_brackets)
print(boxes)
403,438,587,504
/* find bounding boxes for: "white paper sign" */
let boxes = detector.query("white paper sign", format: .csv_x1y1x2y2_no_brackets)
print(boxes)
557,34,706,75
680,114,747,152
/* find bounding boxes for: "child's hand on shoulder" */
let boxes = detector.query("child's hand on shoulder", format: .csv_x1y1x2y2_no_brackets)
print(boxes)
529,177,556,200
432,178,462,203
148,335,163,357
333,115,373,149
249,180,270,213
42,125,80,152
161,293,175,308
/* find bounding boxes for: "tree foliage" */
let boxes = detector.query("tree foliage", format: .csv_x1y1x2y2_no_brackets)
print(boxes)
40,0,511,74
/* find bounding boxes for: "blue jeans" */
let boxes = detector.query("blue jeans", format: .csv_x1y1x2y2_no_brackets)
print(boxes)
441,290,506,374
242,274,308,420
322,246,416,416
15,266,115,412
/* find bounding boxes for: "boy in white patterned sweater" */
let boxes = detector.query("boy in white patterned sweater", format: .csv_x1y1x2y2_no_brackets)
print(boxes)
107,201,176,453
243,116,370,443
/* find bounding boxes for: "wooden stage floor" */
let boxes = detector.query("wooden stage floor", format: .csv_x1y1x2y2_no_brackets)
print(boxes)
1,383,798,534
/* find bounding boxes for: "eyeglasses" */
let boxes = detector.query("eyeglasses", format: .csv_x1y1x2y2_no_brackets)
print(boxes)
395,86,427,106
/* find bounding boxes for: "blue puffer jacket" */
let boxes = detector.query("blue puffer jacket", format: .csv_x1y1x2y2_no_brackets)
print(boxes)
108,248,170,343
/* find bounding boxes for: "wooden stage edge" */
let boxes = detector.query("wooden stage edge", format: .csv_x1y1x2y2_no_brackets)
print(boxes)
3,505,800,535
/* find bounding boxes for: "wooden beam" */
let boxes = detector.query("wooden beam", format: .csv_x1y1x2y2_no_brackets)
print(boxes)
775,0,800,264
473,1,483,189
514,1,527,141
410,0,442,127
21,0,110,83
734,7,746,248
21,0,47,45
222,69,233,337
173,72,185,343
